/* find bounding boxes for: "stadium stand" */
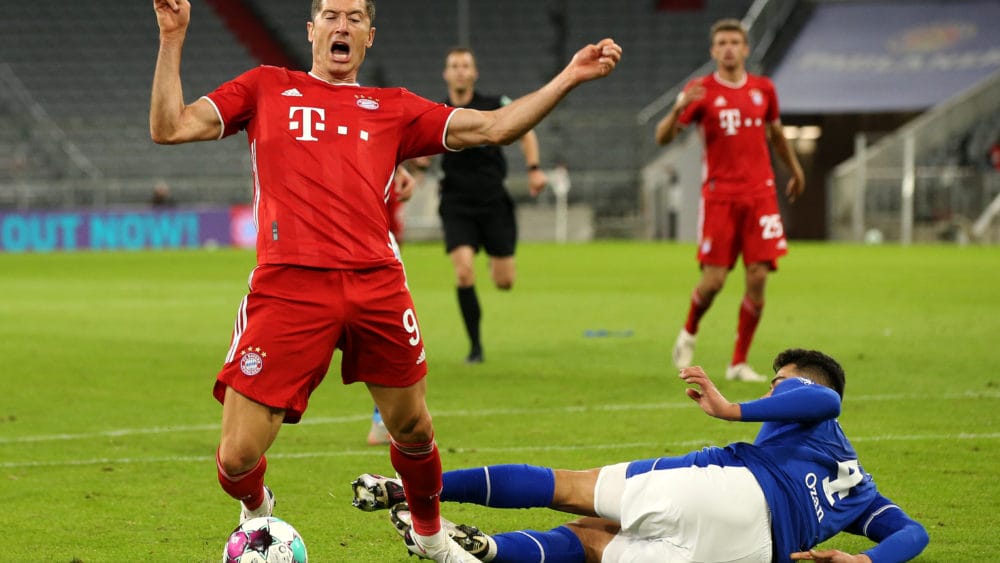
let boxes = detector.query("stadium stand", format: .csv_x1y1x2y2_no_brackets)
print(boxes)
4,0,997,248
0,0,256,208
552,0,751,233
1,0,751,233
14,2,862,241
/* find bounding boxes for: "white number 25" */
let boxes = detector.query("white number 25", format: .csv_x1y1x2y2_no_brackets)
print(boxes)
759,213,784,240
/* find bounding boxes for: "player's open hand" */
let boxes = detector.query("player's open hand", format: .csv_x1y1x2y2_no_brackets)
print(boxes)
679,366,740,421
568,39,622,84
790,549,872,562
153,0,191,38
675,79,706,112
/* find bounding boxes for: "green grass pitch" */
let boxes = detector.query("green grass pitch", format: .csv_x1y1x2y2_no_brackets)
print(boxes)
1,241,997,561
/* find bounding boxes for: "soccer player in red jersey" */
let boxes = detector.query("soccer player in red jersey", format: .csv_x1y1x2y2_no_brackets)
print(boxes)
150,0,621,560
655,18,805,382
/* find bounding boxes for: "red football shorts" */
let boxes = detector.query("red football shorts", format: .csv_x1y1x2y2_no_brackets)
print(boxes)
213,263,428,423
697,193,788,270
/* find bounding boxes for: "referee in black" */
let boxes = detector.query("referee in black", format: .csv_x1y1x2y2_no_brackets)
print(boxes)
415,47,547,364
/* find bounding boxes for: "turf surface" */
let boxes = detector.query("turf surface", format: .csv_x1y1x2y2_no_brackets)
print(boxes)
1,241,996,561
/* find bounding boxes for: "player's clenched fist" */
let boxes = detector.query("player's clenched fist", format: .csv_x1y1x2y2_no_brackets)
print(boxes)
153,0,190,37
568,39,622,83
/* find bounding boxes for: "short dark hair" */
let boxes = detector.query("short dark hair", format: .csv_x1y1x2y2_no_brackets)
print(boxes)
311,0,376,24
772,348,846,398
710,18,747,43
445,47,476,64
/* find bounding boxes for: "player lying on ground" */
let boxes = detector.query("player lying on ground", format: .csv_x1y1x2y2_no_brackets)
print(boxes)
352,349,929,563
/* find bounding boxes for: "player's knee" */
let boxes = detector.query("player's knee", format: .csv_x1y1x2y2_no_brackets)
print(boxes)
564,517,619,562
455,268,476,286
701,277,725,296
217,445,262,476
745,269,768,291
552,468,601,512
384,410,434,444
491,264,515,290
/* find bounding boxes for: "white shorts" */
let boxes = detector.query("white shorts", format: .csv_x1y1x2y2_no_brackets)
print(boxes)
594,462,772,563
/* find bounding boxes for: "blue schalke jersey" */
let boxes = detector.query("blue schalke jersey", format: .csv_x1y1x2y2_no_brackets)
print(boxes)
735,377,879,561
627,377,883,562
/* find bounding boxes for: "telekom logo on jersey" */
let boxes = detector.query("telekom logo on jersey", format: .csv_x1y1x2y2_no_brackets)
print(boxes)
718,108,765,136
288,106,370,142
719,108,742,136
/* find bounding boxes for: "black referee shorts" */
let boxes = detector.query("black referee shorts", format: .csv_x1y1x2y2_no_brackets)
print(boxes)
439,197,517,257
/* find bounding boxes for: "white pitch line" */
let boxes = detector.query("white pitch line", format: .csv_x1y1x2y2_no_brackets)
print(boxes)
2,390,997,446
2,433,999,469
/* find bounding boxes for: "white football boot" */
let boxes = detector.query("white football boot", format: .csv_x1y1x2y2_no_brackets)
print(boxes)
351,473,406,511
367,408,392,445
390,503,482,562
239,485,274,524
725,363,767,382
445,522,497,562
672,328,697,369
367,419,391,445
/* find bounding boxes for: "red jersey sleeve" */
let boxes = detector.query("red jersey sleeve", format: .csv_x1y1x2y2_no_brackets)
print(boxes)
203,67,262,139
395,89,458,162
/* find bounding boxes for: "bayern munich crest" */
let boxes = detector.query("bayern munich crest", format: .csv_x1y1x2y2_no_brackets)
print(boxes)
355,95,380,110
239,346,266,376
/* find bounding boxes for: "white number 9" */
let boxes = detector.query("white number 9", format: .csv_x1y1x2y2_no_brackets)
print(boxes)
402,308,420,346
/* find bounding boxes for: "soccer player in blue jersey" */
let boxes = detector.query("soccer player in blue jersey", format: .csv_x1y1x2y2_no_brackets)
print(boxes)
353,349,929,562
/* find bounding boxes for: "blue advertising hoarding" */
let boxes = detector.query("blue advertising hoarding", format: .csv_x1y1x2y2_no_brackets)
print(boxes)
0,208,238,252
771,1,1000,114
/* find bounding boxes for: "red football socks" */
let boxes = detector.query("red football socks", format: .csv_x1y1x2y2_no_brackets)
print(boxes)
732,295,763,365
217,450,267,509
390,438,442,536
684,289,711,335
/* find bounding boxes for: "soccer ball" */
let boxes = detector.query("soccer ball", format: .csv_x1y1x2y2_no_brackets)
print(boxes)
863,228,884,245
222,517,308,563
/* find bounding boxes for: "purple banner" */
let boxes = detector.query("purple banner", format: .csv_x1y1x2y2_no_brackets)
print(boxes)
772,1,1000,114
0,208,235,252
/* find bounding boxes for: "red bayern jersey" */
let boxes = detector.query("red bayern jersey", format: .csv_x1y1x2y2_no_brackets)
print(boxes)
679,72,780,199
204,66,458,269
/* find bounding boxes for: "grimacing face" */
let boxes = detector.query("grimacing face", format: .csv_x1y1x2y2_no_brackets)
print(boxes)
308,0,375,82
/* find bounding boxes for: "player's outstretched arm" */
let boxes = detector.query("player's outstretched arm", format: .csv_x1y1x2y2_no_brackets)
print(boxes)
446,39,622,150
739,378,840,423
679,366,741,421
793,496,929,563
150,0,222,144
